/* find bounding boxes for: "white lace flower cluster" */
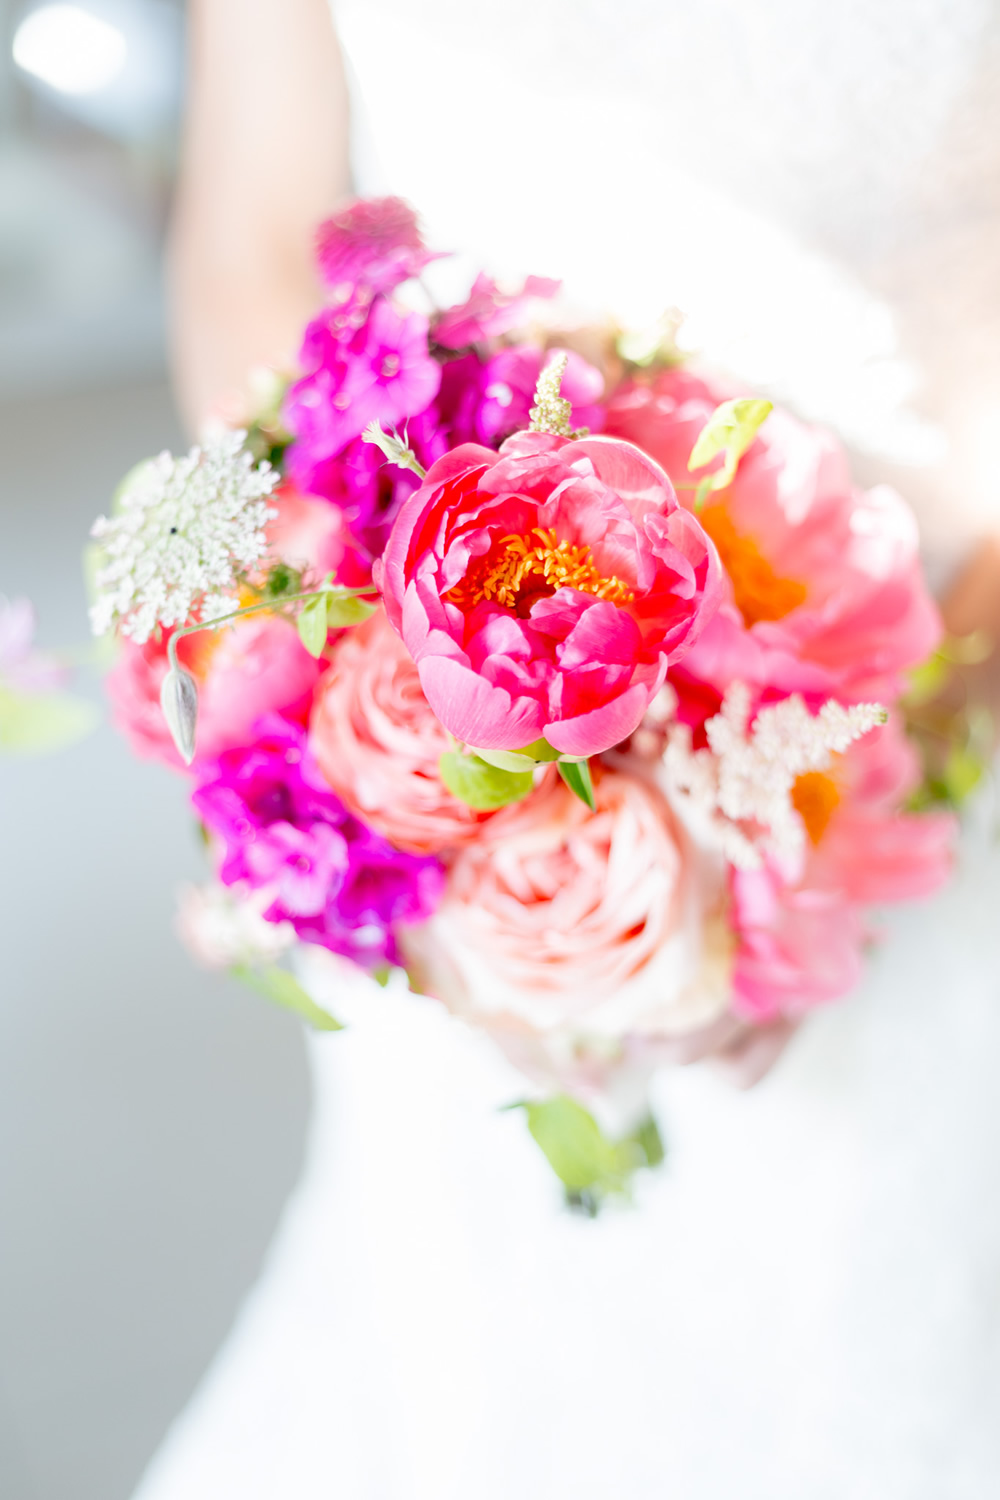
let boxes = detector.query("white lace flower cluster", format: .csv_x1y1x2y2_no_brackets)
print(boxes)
662,682,886,870
89,430,278,644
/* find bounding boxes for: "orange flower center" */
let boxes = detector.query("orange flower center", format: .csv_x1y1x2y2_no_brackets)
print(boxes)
700,503,807,626
448,527,634,616
791,770,840,845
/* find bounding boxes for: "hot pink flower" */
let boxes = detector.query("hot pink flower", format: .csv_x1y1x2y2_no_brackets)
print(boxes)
729,713,955,1019
315,196,437,299
286,298,441,464
606,369,941,705
374,432,723,757
437,346,605,448
310,607,494,854
433,273,561,350
108,613,324,772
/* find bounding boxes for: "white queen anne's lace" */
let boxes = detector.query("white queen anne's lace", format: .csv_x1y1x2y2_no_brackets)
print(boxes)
663,682,887,869
89,430,278,643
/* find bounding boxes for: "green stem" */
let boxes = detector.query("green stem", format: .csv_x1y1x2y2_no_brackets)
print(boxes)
167,585,377,672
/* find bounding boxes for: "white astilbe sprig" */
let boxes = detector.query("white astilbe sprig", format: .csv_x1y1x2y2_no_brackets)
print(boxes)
663,682,887,869
89,430,279,643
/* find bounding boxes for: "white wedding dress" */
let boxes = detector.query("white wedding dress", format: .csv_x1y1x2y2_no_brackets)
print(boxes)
134,4,1000,1495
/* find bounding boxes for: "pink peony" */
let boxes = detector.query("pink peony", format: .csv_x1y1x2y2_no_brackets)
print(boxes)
729,713,955,1019
315,196,437,299
404,767,731,1052
606,369,941,705
433,273,561,350
374,432,723,757
310,607,494,854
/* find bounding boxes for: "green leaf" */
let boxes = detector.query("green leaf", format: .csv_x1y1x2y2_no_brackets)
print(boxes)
469,745,538,773
296,593,329,657
516,737,562,762
0,687,98,755
904,653,949,708
232,964,344,1031
632,1113,666,1170
264,562,303,599
519,1096,623,1193
325,593,377,628
558,757,595,810
510,1097,667,1213
943,745,985,804
688,397,772,507
439,751,534,810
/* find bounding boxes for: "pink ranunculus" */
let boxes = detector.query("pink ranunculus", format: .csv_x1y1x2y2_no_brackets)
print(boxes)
606,369,942,705
315,196,438,300
108,614,324,772
310,607,495,854
404,767,732,1058
285,298,441,464
433,273,561,351
730,713,955,1020
373,433,723,757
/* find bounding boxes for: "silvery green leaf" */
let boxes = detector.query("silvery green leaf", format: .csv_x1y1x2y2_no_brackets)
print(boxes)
160,664,199,765
361,422,427,479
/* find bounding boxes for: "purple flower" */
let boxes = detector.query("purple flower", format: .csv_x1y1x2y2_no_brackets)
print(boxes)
192,716,444,967
437,346,605,447
0,597,67,693
287,405,447,565
315,196,439,300
433,273,561,350
285,298,442,469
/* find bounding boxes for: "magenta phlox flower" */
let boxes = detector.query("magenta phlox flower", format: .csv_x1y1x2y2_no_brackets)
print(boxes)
0,596,67,693
287,406,447,565
437,346,605,447
192,716,444,965
315,196,440,301
433,273,561,350
286,297,442,472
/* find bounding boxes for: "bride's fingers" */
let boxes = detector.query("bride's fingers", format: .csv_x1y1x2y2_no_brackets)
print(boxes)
710,1017,800,1090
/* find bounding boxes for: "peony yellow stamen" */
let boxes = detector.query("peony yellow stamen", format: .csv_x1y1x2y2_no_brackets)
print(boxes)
791,770,840,845
700,503,807,626
449,527,634,613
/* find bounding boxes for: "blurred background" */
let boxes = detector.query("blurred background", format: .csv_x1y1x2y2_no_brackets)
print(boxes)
0,4,310,1496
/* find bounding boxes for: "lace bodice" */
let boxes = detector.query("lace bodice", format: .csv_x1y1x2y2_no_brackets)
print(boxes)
334,0,1000,578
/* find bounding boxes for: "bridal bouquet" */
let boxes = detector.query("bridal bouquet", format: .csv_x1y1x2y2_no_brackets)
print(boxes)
90,198,956,1208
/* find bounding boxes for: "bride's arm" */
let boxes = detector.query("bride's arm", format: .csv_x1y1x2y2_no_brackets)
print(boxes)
169,0,351,431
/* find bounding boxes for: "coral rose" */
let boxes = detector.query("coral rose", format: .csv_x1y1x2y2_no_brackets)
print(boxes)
606,369,941,705
729,714,955,1019
374,432,722,757
310,607,494,854
404,767,731,1057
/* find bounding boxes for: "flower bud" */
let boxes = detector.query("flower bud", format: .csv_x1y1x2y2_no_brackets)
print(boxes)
160,664,199,765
